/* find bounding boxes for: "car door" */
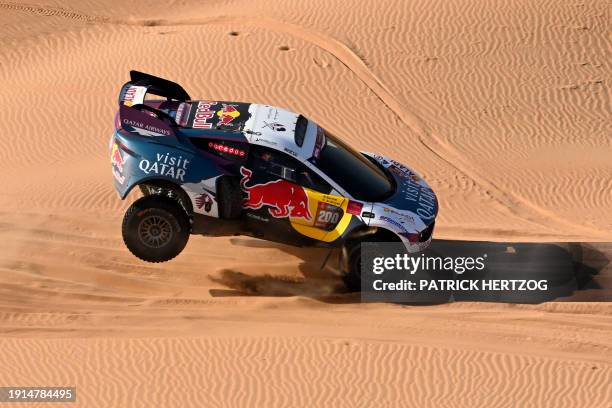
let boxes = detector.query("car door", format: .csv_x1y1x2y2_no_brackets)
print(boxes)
241,146,350,242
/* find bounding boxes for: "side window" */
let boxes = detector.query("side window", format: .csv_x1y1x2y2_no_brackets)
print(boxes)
250,146,332,194
296,166,331,194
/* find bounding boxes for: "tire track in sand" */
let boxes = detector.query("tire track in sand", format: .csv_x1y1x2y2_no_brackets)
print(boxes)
210,16,608,239
0,2,108,22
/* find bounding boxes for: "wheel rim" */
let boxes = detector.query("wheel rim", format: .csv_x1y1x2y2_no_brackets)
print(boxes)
138,215,174,248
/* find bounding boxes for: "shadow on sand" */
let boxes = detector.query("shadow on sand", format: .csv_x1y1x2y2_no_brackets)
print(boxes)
209,239,611,304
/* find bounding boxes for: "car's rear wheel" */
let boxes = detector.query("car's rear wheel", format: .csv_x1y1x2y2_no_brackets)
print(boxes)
122,195,190,262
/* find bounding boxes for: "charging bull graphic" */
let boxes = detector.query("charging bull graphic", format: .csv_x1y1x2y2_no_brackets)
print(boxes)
240,167,312,220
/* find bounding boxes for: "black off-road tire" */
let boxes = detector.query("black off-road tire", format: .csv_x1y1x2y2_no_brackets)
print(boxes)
138,184,154,196
122,195,190,262
343,242,364,292
217,176,242,219
343,232,402,292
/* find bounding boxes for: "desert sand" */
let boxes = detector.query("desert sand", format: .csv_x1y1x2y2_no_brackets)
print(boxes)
0,0,610,406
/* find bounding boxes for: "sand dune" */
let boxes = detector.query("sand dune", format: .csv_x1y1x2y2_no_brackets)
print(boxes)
0,0,610,406
1,334,611,407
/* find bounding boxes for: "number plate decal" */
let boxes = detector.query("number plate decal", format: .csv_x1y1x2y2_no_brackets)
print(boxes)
314,202,343,230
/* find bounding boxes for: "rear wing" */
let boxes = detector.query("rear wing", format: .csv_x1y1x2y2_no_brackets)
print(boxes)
118,70,191,106
117,71,190,137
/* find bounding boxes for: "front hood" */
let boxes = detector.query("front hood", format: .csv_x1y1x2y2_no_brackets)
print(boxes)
366,153,438,224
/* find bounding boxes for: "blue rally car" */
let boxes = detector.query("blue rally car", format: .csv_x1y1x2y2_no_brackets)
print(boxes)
111,71,438,290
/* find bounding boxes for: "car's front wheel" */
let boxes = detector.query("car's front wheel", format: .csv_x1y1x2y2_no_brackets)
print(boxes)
342,230,403,292
122,195,190,262
343,242,364,292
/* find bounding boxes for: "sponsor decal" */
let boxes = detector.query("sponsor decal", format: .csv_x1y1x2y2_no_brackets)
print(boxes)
123,86,146,107
371,154,391,166
403,178,437,221
388,165,401,176
175,102,189,126
266,108,280,121
390,159,411,172
320,194,344,207
216,104,240,127
284,147,298,157
111,142,125,184
346,200,363,216
388,160,421,182
388,165,411,178
183,178,219,216
195,192,213,212
193,101,217,129
262,121,286,131
380,215,411,234
362,211,375,219
384,159,437,221
383,207,415,223
314,202,343,230
246,213,269,222
240,167,312,220
254,137,277,146
122,118,171,136
139,153,189,181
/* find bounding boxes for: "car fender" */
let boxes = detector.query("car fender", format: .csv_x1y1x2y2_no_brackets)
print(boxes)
112,143,196,199
111,133,227,218
367,203,430,253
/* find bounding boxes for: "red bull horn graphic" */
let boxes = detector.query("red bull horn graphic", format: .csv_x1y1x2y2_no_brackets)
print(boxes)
240,167,312,220
216,104,240,127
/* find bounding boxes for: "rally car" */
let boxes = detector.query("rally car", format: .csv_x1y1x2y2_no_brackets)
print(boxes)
111,71,438,290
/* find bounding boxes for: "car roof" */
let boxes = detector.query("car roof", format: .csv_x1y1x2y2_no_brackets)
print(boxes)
178,101,319,160
242,104,318,160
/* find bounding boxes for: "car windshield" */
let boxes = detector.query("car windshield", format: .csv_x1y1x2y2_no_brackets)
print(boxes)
310,128,395,201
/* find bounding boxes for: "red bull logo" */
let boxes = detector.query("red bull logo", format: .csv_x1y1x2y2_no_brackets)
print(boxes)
111,143,124,171
240,167,311,220
111,142,125,184
216,104,240,127
193,100,217,129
